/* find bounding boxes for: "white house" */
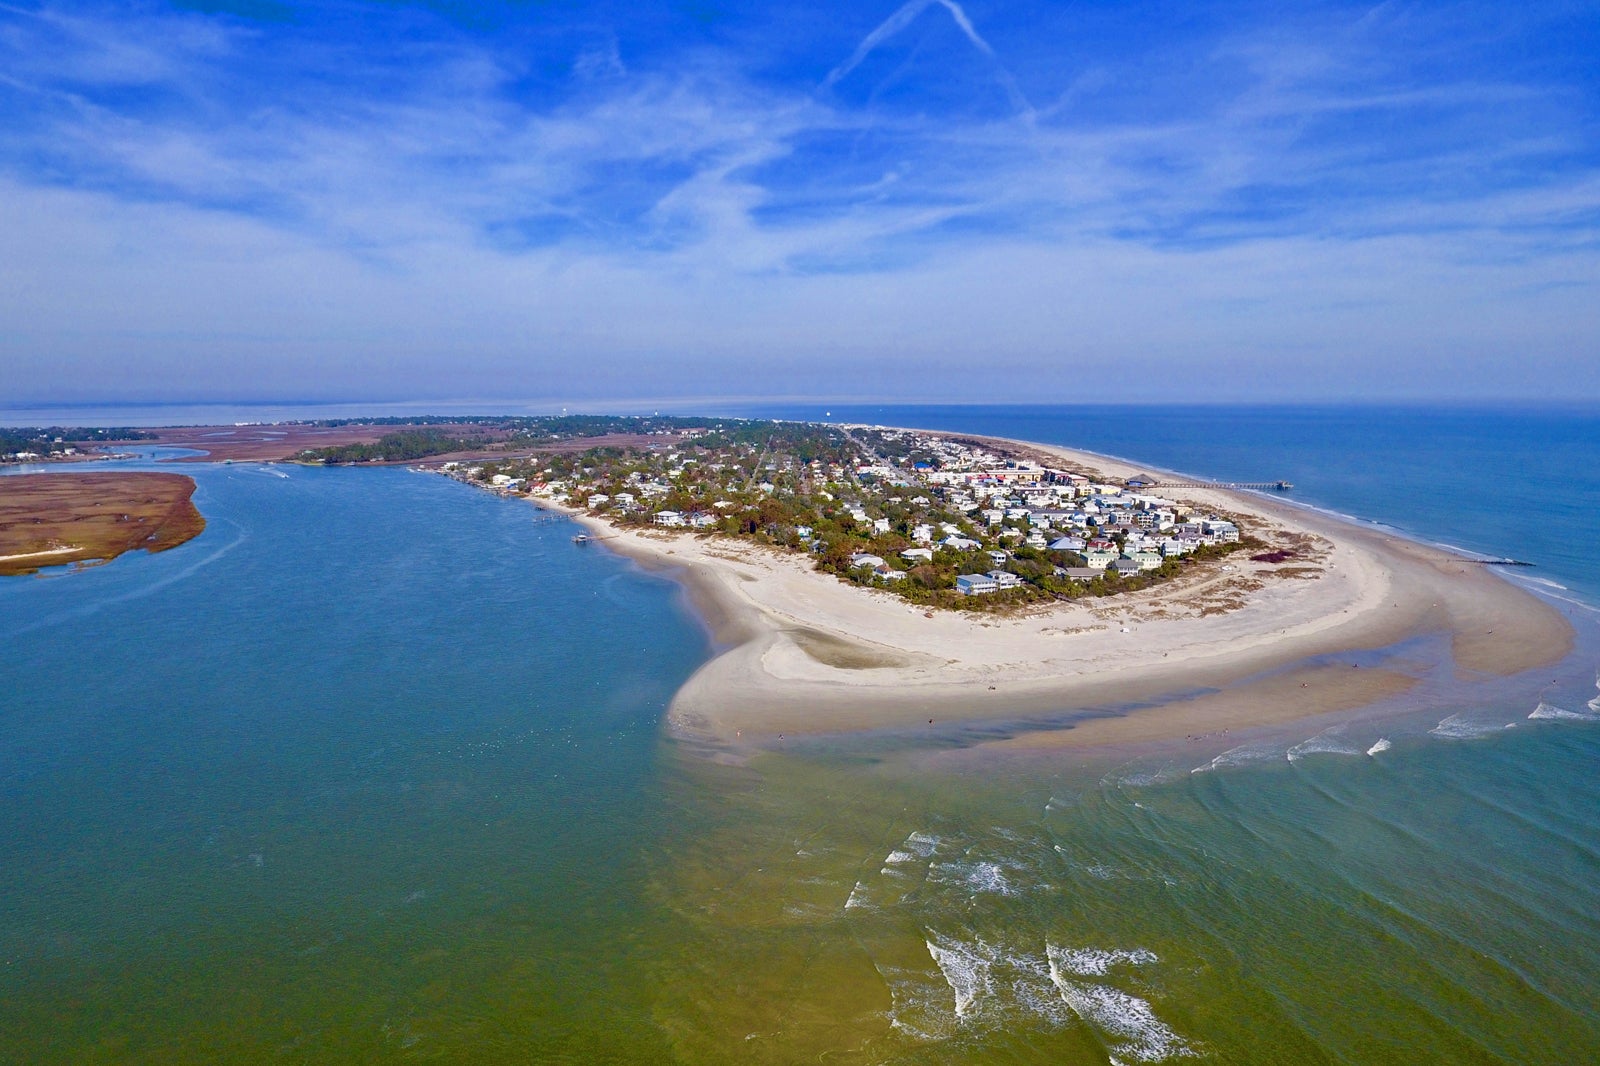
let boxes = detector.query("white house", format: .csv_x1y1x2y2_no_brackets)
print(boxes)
956,573,1000,595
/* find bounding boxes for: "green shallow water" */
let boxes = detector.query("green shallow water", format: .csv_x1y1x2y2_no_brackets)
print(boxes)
640,721,1600,1064
3,452,1599,1063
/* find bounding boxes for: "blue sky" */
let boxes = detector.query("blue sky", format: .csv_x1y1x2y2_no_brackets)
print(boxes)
1,0,1597,406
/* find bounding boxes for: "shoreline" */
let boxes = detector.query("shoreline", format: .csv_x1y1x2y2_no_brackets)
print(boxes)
534,432,1576,753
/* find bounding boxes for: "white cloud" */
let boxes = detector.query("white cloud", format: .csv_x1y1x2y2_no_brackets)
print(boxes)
0,2,1595,402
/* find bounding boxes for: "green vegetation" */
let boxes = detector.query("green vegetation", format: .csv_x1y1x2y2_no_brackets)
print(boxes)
301,429,494,464
1,427,157,460
295,414,734,464
447,417,1255,612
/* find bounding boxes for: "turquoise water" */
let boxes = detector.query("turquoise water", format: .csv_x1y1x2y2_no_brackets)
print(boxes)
4,408,1600,1062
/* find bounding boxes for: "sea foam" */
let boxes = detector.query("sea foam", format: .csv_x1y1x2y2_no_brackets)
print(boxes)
1287,728,1363,762
1193,742,1282,773
1046,944,1199,1062
1529,701,1599,722
1430,713,1511,740
926,934,994,1018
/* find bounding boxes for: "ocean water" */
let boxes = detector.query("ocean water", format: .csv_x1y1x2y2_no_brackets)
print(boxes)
4,406,1600,1063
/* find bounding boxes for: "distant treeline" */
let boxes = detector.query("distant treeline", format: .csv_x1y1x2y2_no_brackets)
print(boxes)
298,414,754,463
1,427,157,456
307,414,737,439
301,430,493,464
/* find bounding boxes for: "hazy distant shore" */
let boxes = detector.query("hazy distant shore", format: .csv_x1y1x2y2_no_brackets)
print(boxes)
543,432,1573,754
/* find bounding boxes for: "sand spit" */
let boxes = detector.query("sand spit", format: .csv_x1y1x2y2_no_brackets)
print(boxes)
546,436,1573,751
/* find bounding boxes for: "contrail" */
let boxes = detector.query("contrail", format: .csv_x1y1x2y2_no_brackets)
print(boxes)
822,0,1035,119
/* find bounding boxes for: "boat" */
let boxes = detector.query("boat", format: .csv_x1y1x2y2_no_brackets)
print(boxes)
572,533,590,545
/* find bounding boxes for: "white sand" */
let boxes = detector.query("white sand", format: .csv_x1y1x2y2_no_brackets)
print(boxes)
542,436,1573,748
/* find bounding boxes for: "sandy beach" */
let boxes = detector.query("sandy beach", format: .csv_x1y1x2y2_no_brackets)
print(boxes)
546,434,1572,752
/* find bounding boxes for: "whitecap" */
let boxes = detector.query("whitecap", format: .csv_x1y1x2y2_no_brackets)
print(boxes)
926,934,994,1018
1529,701,1598,722
1430,713,1508,740
1192,742,1282,773
931,860,1015,897
1051,947,1159,978
883,936,1077,1040
1103,766,1184,789
844,881,871,911
1286,728,1362,762
1366,738,1392,756
1046,944,1199,1062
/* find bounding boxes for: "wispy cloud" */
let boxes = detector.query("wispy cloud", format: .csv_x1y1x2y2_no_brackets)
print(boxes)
821,0,1033,119
0,0,1596,403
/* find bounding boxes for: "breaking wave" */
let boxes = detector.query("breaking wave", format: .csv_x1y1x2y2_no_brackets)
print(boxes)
1430,713,1512,740
1287,728,1363,762
1529,701,1600,722
930,860,1015,897
1047,944,1200,1062
1192,742,1282,773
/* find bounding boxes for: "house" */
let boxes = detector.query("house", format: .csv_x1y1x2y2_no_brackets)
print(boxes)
1083,550,1118,569
872,517,891,533
1131,551,1164,570
652,510,685,528
687,513,717,529
1110,559,1142,577
1048,535,1086,552
986,570,1023,588
901,547,935,563
1062,567,1101,581
956,573,1000,595
875,565,907,581
849,552,886,570
912,523,933,543
940,535,982,551
986,549,1010,565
